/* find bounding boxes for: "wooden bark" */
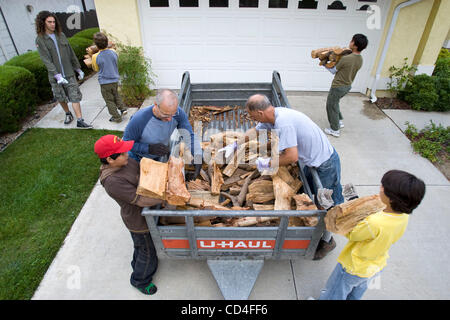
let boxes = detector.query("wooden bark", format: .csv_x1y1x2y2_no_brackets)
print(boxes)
325,194,386,235
137,158,168,199
166,156,191,206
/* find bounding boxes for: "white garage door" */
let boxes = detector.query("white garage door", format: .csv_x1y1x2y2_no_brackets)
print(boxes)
138,0,390,92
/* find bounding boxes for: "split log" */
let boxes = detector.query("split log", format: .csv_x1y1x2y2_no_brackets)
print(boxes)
187,197,231,210
166,156,191,206
272,174,296,210
189,190,219,204
246,179,275,203
289,194,318,227
276,166,303,194
137,158,168,199
311,46,340,58
211,161,224,195
187,179,210,191
253,204,275,210
232,216,279,227
325,194,386,235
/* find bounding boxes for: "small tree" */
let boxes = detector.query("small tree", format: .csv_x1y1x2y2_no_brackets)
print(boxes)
116,44,156,107
387,58,417,101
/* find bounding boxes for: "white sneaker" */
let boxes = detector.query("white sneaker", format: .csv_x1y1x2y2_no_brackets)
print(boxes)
340,120,344,128
324,128,340,137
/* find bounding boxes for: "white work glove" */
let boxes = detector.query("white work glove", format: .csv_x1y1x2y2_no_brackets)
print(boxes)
317,188,334,210
218,141,238,158
54,73,68,85
324,65,337,75
76,69,84,80
256,157,271,173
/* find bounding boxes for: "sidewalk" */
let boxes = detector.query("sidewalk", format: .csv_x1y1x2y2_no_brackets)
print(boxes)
32,75,450,300
34,73,149,131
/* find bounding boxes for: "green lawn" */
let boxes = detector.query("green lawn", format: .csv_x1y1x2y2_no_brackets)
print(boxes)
0,128,122,299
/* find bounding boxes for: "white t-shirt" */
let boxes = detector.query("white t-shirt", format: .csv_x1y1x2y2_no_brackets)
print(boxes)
256,107,333,167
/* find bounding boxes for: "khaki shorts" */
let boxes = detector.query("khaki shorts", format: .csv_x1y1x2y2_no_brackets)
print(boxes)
50,75,82,103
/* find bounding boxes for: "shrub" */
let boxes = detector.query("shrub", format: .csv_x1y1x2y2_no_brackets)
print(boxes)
68,36,94,74
0,66,37,133
434,76,450,111
405,121,449,163
71,27,100,40
433,57,450,79
4,51,53,104
402,74,439,111
117,44,156,107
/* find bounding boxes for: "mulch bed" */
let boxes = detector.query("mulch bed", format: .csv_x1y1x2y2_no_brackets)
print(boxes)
375,97,412,110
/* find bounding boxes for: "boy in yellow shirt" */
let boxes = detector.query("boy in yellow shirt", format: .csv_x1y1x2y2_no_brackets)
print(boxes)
318,170,426,300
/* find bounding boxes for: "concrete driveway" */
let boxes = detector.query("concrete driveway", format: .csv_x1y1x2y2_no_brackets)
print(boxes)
32,75,450,300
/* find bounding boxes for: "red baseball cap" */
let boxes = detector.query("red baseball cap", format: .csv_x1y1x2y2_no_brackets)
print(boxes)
94,135,134,158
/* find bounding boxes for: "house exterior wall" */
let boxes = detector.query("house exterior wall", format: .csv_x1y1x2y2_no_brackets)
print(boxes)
93,0,447,94
370,0,450,95
416,0,450,68
0,0,96,54
93,0,142,47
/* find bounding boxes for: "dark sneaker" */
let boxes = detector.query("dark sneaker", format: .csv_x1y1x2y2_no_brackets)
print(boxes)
313,237,336,261
120,109,128,116
109,116,122,123
76,119,93,129
134,283,157,295
64,112,74,125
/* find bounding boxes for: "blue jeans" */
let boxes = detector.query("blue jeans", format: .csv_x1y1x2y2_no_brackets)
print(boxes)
319,263,373,300
303,148,344,206
130,232,158,289
304,149,344,242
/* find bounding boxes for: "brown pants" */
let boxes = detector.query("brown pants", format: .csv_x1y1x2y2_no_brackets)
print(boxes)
101,82,126,120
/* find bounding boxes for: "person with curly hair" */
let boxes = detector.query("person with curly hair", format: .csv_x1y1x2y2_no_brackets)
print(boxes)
35,10,92,129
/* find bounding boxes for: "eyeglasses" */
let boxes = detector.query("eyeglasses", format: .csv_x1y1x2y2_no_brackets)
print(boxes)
156,104,178,119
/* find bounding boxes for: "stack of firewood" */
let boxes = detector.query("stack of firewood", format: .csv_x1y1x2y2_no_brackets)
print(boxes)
311,46,352,68
136,128,319,228
83,41,116,69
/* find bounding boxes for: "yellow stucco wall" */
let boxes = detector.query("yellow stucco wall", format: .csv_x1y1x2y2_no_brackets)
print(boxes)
371,0,433,78
93,0,142,47
417,0,450,65
369,0,450,96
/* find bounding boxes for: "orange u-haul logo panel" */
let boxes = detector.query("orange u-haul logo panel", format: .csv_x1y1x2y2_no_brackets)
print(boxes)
162,239,310,250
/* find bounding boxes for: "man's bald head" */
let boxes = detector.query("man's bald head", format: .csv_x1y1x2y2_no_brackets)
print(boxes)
245,94,272,112
153,89,179,121
156,89,178,107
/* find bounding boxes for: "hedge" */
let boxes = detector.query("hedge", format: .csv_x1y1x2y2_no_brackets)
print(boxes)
68,36,94,74
0,65,37,133
4,51,53,104
71,27,100,41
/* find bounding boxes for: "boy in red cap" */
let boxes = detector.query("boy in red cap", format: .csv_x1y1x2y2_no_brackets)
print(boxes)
94,134,163,295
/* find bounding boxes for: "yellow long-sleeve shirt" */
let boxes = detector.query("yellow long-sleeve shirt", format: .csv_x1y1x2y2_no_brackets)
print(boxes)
337,211,409,278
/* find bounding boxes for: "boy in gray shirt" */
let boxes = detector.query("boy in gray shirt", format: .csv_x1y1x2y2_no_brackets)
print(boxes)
92,32,127,123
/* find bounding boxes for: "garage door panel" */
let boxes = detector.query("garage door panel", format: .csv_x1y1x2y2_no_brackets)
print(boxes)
139,0,390,92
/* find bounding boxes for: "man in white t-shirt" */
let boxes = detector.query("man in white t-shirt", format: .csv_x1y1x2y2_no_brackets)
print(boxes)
245,94,344,260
